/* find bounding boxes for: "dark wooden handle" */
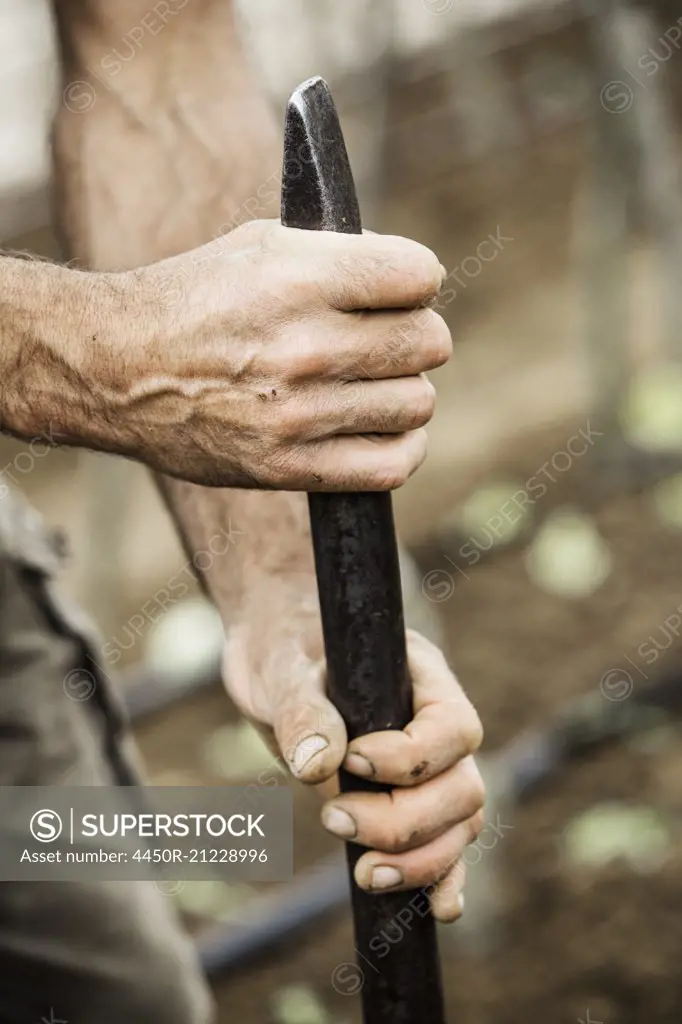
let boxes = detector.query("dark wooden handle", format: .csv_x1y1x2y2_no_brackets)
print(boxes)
281,76,447,1024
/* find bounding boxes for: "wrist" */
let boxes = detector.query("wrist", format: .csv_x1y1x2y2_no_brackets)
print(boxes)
66,264,179,459
0,257,141,454
0,259,92,441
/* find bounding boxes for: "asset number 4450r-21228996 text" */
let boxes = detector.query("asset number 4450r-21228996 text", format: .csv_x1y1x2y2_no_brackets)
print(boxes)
132,848,268,863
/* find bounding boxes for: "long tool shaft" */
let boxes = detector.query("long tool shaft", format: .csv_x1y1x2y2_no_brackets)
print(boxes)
281,76,447,1024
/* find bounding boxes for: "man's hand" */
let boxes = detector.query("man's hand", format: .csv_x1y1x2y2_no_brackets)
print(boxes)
2,222,449,492
86,219,447,491
225,627,484,922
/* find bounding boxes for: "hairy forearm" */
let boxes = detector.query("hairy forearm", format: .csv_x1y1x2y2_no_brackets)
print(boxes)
0,255,130,447
0,256,81,439
51,0,321,654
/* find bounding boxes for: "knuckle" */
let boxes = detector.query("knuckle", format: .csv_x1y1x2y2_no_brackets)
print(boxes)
405,241,442,301
280,343,311,381
411,427,429,468
423,310,453,367
377,459,411,491
469,809,485,842
407,380,436,429
360,236,440,306
292,272,329,313
266,274,314,320
273,402,308,442
368,431,427,490
460,757,486,813
411,307,448,368
277,333,327,381
461,704,484,754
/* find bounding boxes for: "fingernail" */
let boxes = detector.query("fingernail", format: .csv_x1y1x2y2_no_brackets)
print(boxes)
458,893,465,914
291,734,328,776
322,806,357,839
439,263,447,281
370,866,403,890
344,752,375,778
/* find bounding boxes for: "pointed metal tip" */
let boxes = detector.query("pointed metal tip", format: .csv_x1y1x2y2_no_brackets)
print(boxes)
281,76,361,235
289,76,330,108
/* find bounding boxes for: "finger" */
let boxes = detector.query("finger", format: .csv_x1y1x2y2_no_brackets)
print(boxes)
344,630,483,785
317,375,436,438
282,308,451,382
270,376,435,445
321,755,484,852
284,429,428,492
267,656,348,784
352,814,480,894
344,308,451,380
289,228,444,310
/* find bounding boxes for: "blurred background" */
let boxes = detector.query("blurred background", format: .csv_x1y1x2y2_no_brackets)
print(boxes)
4,0,682,1020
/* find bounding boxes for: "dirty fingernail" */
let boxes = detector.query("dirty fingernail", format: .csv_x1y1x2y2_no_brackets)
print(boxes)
322,806,357,839
291,734,328,776
370,866,403,890
344,752,375,778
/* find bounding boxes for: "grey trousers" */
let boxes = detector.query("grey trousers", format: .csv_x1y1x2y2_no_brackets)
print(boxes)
0,481,213,1023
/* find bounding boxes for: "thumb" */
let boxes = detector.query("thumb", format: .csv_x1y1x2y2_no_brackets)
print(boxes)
273,658,348,785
